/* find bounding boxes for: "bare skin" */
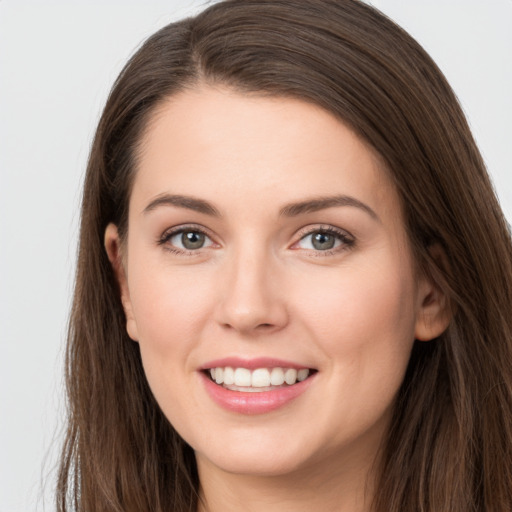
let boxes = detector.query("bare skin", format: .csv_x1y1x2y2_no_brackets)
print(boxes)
105,86,450,512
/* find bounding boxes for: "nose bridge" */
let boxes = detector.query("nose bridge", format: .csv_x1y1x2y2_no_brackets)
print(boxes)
216,236,287,334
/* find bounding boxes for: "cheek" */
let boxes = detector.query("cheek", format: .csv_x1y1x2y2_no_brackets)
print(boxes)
124,263,217,415
302,265,414,335
128,262,215,350
295,255,417,384
296,260,418,440
125,266,215,427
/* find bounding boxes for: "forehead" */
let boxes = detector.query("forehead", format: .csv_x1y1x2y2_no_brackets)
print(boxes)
132,86,400,222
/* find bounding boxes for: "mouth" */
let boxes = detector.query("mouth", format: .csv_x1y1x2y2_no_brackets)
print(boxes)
204,366,317,392
200,360,317,414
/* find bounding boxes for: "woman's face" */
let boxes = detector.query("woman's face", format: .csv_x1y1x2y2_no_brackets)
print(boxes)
106,86,445,480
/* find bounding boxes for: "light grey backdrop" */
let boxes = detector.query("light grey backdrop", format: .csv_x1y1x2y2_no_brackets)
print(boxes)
0,1,510,510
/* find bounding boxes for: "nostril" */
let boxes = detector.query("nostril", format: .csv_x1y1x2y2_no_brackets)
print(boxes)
254,323,277,332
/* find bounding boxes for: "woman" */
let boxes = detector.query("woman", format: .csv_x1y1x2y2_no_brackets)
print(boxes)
57,1,512,511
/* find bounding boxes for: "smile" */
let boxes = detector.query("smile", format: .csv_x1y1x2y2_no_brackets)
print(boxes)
208,366,311,391
200,360,317,414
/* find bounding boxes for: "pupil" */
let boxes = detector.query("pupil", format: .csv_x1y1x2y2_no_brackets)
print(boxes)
182,231,205,249
312,232,335,250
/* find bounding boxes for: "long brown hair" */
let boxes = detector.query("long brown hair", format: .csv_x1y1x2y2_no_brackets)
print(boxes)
57,1,512,510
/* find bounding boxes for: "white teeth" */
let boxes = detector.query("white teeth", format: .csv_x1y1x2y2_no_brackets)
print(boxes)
234,368,252,387
207,366,311,388
270,367,285,386
284,368,297,385
223,366,235,385
297,368,309,381
251,368,270,387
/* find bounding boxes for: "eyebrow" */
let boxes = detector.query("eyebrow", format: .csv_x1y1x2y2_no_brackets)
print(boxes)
142,193,379,222
143,194,221,216
279,195,380,221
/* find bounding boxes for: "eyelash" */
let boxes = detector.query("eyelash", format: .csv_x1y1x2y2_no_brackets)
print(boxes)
293,225,355,256
157,224,215,255
157,224,355,256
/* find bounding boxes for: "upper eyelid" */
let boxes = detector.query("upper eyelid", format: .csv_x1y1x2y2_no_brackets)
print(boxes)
295,224,354,239
291,225,356,253
160,223,214,239
158,225,218,255
157,224,218,250
157,223,354,248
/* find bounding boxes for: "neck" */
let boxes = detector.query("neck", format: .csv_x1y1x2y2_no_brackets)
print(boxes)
196,446,379,512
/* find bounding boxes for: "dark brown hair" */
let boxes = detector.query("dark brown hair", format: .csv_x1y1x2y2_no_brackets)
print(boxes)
57,1,512,510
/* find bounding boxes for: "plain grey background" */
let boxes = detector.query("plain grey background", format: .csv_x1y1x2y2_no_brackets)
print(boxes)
1,1,511,510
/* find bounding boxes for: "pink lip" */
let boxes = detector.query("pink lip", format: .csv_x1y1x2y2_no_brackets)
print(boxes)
199,370,316,415
200,357,313,371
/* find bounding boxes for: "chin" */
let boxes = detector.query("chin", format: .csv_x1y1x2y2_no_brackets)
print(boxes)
196,448,311,478
192,428,319,477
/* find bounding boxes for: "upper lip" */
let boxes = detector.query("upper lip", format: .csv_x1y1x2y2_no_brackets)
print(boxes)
200,357,315,371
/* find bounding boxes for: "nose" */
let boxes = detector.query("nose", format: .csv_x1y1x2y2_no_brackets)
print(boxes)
215,245,289,336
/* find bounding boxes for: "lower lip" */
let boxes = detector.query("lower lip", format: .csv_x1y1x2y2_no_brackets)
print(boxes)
200,372,315,415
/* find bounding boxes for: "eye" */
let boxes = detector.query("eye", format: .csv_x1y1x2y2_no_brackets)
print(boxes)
294,227,354,253
159,226,215,253
174,230,210,250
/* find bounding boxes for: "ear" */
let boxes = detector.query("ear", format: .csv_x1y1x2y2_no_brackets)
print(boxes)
104,223,139,342
414,245,452,342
